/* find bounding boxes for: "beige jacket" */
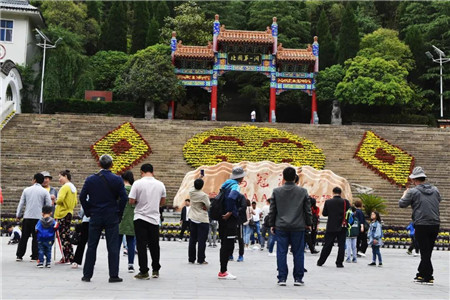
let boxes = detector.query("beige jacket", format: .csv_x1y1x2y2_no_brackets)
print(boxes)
188,187,211,223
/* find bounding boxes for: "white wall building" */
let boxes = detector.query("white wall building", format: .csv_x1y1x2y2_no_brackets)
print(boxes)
0,0,44,125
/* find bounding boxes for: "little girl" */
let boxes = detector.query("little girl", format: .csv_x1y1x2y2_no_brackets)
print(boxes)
368,211,383,267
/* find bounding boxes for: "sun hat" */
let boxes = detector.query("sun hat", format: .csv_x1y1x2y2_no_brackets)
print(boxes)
409,166,427,179
230,166,246,180
41,171,52,179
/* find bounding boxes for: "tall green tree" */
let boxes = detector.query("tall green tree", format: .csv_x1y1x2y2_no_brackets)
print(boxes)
354,1,380,36
358,28,414,72
146,17,160,46
101,1,128,52
131,2,150,53
114,44,185,117
317,9,336,69
316,64,345,101
335,56,414,106
161,1,212,45
247,1,311,47
89,51,129,91
337,5,360,65
155,1,170,28
199,1,248,30
43,26,93,100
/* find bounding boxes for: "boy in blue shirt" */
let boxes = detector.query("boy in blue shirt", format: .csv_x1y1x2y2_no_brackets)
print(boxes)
35,206,59,268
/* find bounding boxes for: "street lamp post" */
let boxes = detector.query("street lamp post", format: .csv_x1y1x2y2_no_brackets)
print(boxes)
425,45,450,118
35,28,61,114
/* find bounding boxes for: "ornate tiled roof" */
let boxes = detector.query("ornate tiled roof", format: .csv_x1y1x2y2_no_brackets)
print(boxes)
0,0,39,12
218,25,274,44
174,42,214,60
277,44,316,62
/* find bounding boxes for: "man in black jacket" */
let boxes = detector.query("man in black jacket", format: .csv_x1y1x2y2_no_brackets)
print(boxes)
178,199,190,241
317,187,350,268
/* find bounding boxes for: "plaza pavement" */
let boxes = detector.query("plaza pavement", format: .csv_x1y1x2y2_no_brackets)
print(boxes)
1,236,449,300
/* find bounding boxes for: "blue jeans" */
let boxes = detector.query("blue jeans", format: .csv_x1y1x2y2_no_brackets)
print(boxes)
243,225,252,245
188,222,209,263
38,240,53,265
119,235,135,265
276,229,305,281
250,221,263,245
268,230,276,253
83,213,120,278
371,245,382,263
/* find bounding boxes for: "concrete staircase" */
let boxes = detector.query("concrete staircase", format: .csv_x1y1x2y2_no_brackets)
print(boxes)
1,113,449,227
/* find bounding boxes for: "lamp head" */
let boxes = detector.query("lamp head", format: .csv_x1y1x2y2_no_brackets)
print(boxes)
425,51,434,60
432,45,446,57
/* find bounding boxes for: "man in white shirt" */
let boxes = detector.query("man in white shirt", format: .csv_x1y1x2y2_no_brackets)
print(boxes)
250,201,263,249
250,110,256,122
129,164,166,280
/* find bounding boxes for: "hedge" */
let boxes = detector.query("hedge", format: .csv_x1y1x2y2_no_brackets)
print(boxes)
350,113,436,126
44,98,141,116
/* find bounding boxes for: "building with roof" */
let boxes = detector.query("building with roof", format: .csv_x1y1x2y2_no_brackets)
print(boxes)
171,15,319,123
0,0,44,125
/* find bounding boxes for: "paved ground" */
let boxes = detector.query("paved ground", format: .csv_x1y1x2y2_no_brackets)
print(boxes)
1,236,449,299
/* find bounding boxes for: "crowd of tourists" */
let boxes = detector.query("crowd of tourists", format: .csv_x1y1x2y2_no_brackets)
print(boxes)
13,157,441,286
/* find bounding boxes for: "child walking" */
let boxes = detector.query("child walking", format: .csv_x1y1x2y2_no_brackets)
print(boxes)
406,221,419,256
368,211,383,267
346,207,359,263
35,206,59,268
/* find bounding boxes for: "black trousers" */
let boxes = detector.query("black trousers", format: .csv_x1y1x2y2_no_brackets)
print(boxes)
73,222,89,265
16,218,38,260
179,220,190,239
134,219,161,274
317,228,347,266
219,219,237,273
408,235,420,254
305,229,318,252
415,224,439,280
357,231,368,254
188,222,209,263
237,225,244,257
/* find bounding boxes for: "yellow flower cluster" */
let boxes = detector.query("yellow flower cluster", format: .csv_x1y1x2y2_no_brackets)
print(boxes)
90,122,151,175
183,125,325,169
354,131,414,187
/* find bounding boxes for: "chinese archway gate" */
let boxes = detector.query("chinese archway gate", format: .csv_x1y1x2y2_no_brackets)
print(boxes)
171,15,319,124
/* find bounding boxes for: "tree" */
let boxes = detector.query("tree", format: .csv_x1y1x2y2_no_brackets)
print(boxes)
42,26,93,100
358,28,415,72
101,1,128,52
199,1,248,30
41,1,87,36
335,56,414,106
161,1,212,45
146,17,160,46
316,9,336,69
337,4,360,65
354,1,380,36
247,1,311,47
155,1,170,28
316,64,345,101
89,51,129,91
131,2,150,53
114,44,185,118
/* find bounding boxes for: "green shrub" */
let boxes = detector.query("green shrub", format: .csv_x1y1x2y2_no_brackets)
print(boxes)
357,193,388,216
44,98,141,116
350,113,435,126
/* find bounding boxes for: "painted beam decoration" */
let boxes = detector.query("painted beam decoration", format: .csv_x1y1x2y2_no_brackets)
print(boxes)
173,161,351,214
354,131,415,187
90,122,151,175
183,125,325,169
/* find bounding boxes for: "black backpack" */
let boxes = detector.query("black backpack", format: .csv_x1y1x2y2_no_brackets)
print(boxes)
237,194,249,224
209,189,225,221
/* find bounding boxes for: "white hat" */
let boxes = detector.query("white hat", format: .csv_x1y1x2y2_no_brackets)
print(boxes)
409,166,427,179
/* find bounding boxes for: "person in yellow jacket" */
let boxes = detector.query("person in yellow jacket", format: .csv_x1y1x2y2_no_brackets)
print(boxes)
54,170,77,264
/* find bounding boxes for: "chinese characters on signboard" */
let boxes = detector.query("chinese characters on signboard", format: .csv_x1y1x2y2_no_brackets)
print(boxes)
228,53,262,66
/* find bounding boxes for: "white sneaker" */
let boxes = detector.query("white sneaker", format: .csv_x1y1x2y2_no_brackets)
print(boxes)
71,263,78,269
357,252,366,257
252,245,259,250
218,271,237,280
413,253,419,257
268,252,276,257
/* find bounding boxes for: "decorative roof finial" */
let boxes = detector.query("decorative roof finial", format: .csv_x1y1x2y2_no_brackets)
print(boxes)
172,31,176,38
215,14,219,21
273,17,277,23
314,36,318,43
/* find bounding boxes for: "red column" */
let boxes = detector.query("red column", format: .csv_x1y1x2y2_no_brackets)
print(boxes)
170,100,175,119
311,90,317,124
269,87,276,122
211,85,218,121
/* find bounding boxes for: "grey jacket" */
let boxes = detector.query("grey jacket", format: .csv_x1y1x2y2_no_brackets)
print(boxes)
399,184,441,225
16,183,52,219
188,187,211,224
268,182,312,231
